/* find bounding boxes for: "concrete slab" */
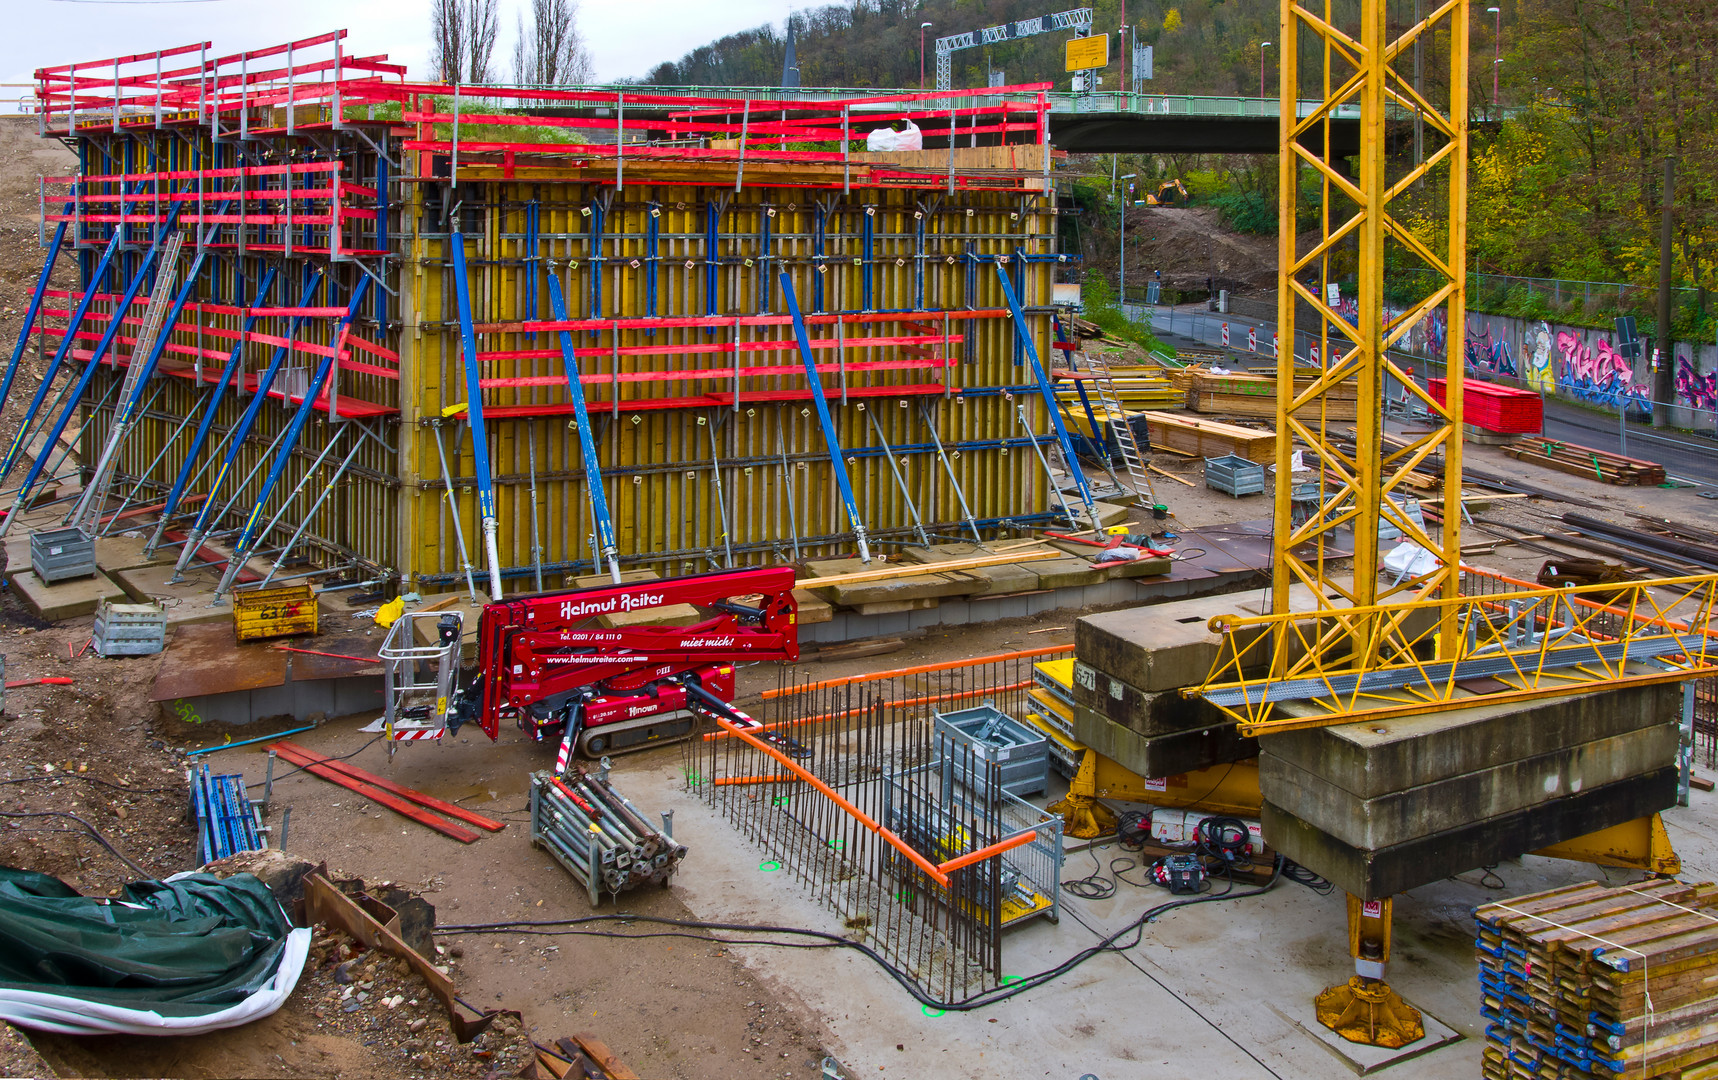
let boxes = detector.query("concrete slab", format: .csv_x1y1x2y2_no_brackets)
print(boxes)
802,558,975,606
1109,554,1173,579
8,567,129,621
1073,702,1258,778
110,563,246,629
901,544,1042,597
94,534,173,573
790,588,833,625
1074,664,1241,736
1023,556,1108,590
1259,681,1679,798
1260,724,1676,850
1262,765,1680,900
854,596,938,616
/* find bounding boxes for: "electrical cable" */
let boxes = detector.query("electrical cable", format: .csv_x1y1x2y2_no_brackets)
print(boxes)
1282,860,1335,895
0,774,178,794
436,855,1283,1012
0,809,149,876
244,735,382,789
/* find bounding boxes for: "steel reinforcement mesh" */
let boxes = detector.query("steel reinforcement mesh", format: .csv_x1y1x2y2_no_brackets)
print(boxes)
682,649,1060,1004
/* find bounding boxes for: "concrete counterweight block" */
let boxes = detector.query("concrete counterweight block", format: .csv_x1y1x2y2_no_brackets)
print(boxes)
1257,681,1681,900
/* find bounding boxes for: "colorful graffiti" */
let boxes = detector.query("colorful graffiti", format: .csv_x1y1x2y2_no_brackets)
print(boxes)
1328,295,1447,360
1677,353,1718,412
1465,326,1516,378
1524,322,1556,395
1555,330,1652,416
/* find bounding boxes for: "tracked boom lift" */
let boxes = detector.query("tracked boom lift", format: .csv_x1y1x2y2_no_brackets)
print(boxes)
418,568,799,767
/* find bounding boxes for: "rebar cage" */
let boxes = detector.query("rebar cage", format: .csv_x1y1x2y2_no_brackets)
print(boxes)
682,649,1065,1003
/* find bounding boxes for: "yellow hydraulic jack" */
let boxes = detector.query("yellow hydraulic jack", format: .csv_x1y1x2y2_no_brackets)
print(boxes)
1315,895,1424,1049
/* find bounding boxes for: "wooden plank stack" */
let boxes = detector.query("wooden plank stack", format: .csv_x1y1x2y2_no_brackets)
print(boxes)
1187,370,1358,421
1502,438,1667,486
1475,879,1718,1080
1142,412,1276,463
1053,367,1185,409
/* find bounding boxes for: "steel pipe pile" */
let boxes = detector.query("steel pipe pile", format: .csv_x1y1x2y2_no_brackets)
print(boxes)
529,767,686,904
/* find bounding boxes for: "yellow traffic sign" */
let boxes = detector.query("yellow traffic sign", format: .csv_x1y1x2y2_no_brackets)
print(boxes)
1065,35,1110,72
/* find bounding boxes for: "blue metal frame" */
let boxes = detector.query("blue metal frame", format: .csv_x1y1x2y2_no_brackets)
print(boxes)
0,201,187,534
992,263,1101,530
214,277,372,599
0,201,73,425
144,268,278,556
170,269,325,574
546,272,621,582
780,271,870,562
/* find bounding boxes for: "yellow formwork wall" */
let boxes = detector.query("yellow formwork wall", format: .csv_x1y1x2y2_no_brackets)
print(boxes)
400,178,1062,590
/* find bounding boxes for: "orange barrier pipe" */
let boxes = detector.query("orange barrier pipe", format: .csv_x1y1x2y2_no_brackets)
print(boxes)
937,830,1038,875
713,774,794,786
762,644,1073,699
714,713,952,888
704,679,1033,741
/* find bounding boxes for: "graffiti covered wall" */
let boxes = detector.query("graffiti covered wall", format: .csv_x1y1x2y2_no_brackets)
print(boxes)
1461,312,1718,429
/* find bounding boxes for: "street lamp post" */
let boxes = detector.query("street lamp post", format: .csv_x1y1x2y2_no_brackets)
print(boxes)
1260,41,1272,102
920,23,933,90
1487,7,1501,111
1119,172,1137,303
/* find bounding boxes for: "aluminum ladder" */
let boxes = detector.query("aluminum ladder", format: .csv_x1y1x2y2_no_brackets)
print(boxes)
1082,347,1154,501
69,230,186,533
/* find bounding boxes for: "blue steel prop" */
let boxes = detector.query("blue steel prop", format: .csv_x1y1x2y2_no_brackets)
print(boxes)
169,270,324,578
545,272,622,582
0,212,129,483
992,262,1102,531
70,204,234,530
212,278,372,600
143,268,279,556
0,202,186,537
450,233,504,600
0,202,74,424
780,271,871,563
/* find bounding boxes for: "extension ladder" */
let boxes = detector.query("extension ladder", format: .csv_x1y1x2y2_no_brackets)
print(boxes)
1082,347,1155,501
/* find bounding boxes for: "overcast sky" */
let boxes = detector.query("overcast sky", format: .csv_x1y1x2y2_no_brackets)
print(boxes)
2,0,791,109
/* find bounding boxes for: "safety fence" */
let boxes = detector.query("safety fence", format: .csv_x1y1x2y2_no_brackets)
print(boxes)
682,647,1067,1003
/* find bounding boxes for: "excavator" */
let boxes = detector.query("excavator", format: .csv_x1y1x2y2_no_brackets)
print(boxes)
1140,178,1189,207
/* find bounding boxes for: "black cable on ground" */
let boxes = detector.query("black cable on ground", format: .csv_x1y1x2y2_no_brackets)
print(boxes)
436,855,1284,1012
1282,860,1335,895
0,809,149,876
244,735,382,789
0,774,178,794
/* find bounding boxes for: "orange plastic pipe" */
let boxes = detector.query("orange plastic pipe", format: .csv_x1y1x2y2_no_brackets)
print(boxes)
713,774,794,786
714,715,952,888
937,830,1037,875
762,644,1073,699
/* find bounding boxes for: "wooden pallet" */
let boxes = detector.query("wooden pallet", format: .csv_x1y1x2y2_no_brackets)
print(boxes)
1186,372,1358,420
1141,412,1277,463
1502,438,1667,486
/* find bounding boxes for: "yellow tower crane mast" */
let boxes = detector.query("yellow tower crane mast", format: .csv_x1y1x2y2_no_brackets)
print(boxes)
1186,0,1718,1050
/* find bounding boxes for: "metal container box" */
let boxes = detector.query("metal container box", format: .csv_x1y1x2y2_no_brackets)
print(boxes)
1204,454,1267,498
232,583,320,642
93,601,167,657
30,527,97,583
933,703,1049,798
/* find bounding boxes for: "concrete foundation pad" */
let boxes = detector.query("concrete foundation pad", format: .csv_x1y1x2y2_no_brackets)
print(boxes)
1261,724,1677,850
1262,765,1680,900
901,544,1042,596
1110,555,1173,579
9,568,129,622
790,588,833,625
1269,998,1463,1076
1025,556,1109,590
111,563,247,629
1074,664,1244,737
94,534,174,573
853,596,938,616
802,558,975,605
1073,702,1258,778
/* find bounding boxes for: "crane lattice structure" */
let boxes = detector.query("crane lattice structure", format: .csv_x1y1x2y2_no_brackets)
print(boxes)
934,9,1093,92
1192,0,1718,735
